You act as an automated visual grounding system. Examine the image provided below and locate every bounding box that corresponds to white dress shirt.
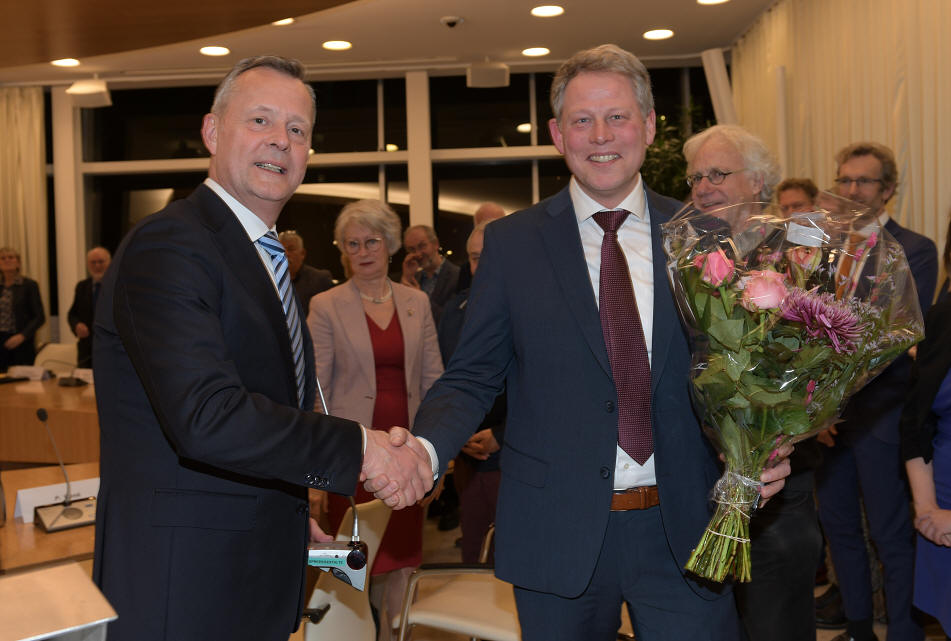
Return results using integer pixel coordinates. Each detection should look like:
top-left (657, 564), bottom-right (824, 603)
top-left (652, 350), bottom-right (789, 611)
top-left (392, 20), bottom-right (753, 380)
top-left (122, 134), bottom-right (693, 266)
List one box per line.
top-left (569, 176), bottom-right (657, 489)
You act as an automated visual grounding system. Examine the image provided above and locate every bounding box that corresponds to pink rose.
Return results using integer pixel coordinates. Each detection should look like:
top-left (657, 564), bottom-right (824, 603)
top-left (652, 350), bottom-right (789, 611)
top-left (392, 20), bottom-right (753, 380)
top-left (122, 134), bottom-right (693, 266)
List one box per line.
top-left (695, 249), bottom-right (735, 286)
top-left (786, 246), bottom-right (821, 273)
top-left (741, 270), bottom-right (788, 311)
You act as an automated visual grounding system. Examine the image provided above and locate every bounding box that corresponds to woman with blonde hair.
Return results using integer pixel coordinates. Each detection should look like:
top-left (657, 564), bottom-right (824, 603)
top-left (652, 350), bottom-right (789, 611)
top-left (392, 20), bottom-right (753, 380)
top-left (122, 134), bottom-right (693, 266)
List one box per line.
top-left (0, 247), bottom-right (45, 372)
top-left (307, 199), bottom-right (443, 638)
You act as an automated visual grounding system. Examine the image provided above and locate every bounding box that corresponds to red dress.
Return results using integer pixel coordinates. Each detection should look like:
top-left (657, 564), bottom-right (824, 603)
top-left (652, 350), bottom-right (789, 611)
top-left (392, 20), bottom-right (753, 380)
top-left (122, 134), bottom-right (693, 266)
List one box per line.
top-left (327, 311), bottom-right (423, 574)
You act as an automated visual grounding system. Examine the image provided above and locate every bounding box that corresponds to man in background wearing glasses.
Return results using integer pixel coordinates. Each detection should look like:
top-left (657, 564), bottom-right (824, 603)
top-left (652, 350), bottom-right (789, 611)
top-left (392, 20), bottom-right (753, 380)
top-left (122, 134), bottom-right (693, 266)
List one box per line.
top-left (814, 142), bottom-right (936, 641)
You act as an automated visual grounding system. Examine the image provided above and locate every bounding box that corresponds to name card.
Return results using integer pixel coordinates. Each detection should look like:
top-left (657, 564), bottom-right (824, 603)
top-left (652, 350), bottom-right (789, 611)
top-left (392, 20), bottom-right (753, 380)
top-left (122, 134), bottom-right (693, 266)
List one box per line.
top-left (72, 368), bottom-right (95, 384)
top-left (15, 477), bottom-right (100, 523)
top-left (6, 365), bottom-right (49, 381)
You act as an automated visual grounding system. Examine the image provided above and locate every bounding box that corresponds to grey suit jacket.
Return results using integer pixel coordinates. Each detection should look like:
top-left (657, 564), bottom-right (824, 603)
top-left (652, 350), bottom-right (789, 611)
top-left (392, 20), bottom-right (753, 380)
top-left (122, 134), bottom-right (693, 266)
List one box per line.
top-left (307, 279), bottom-right (443, 427)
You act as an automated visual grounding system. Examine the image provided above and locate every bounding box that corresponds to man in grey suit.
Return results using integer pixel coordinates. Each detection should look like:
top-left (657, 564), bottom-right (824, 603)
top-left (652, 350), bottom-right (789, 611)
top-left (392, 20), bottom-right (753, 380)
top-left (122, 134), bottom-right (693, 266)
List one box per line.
top-left (93, 56), bottom-right (431, 641)
top-left (401, 224), bottom-right (460, 323)
top-left (387, 44), bottom-right (791, 641)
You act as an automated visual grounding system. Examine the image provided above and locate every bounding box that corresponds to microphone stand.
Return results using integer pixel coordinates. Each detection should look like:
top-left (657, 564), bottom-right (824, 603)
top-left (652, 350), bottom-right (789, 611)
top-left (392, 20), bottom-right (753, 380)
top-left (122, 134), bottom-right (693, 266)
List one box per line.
top-left (35, 408), bottom-right (84, 528)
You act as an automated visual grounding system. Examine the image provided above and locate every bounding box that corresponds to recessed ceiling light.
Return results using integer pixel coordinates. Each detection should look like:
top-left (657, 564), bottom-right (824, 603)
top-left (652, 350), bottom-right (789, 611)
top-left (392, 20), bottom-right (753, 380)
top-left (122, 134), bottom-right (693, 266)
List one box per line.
top-left (522, 47), bottom-right (550, 57)
top-left (517, 123), bottom-right (533, 134)
top-left (698, 0), bottom-right (730, 4)
top-left (643, 29), bottom-right (674, 40)
top-left (51, 58), bottom-right (80, 67)
top-left (272, 18), bottom-right (295, 26)
top-left (385, 143), bottom-right (399, 152)
top-left (200, 46), bottom-right (230, 56)
top-left (322, 40), bottom-right (352, 51)
top-left (531, 5), bottom-right (564, 17)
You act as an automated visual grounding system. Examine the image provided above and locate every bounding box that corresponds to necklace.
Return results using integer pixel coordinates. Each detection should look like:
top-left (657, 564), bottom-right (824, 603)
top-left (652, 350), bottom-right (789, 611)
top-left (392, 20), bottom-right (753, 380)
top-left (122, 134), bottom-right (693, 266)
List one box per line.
top-left (359, 280), bottom-right (393, 304)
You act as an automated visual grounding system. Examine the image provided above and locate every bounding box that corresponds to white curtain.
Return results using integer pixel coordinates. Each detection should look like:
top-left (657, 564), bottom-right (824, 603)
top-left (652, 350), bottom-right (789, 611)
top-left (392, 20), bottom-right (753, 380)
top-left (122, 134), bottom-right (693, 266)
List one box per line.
top-left (731, 0), bottom-right (951, 279)
top-left (0, 87), bottom-right (49, 344)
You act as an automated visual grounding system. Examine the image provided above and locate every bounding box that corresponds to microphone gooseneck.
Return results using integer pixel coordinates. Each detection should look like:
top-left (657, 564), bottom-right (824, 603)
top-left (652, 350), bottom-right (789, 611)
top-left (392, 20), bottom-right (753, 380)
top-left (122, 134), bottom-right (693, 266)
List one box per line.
top-left (35, 408), bottom-right (74, 507)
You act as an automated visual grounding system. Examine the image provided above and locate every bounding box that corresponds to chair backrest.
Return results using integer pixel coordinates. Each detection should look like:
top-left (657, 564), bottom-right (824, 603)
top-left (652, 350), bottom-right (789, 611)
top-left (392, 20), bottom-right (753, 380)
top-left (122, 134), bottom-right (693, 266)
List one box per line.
top-left (34, 343), bottom-right (77, 374)
top-left (305, 499), bottom-right (392, 641)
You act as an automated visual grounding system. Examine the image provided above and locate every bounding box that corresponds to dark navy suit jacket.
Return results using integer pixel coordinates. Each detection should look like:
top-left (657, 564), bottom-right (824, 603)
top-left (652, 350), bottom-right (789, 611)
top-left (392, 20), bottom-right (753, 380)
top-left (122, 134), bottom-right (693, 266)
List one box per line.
top-left (93, 185), bottom-right (364, 641)
top-left (413, 186), bottom-right (725, 600)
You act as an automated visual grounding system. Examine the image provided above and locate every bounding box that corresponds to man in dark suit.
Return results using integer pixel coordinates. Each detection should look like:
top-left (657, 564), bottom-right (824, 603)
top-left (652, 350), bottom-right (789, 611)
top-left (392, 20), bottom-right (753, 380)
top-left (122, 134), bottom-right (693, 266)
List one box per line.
top-left (67, 246), bottom-right (110, 368)
top-left (278, 229), bottom-right (333, 312)
top-left (395, 45), bottom-right (790, 641)
top-left (400, 224), bottom-right (460, 323)
top-left (815, 142), bottom-right (936, 641)
top-left (93, 56), bottom-right (432, 641)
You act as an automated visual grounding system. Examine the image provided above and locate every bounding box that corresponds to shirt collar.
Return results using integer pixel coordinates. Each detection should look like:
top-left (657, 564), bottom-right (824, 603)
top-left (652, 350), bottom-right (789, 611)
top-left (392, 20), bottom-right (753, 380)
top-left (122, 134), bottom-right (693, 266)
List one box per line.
top-left (203, 178), bottom-right (276, 242)
top-left (569, 175), bottom-right (648, 226)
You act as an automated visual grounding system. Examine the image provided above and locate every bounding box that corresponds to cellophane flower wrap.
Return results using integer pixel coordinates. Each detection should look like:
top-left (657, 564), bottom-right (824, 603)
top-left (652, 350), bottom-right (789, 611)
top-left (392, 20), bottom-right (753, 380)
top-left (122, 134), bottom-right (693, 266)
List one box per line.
top-left (661, 194), bottom-right (924, 583)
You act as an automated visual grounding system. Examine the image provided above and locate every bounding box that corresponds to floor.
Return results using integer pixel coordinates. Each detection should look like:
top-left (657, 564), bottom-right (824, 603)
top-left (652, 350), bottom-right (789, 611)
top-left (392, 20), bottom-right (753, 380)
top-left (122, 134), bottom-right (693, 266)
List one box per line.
top-left (299, 517), bottom-right (946, 641)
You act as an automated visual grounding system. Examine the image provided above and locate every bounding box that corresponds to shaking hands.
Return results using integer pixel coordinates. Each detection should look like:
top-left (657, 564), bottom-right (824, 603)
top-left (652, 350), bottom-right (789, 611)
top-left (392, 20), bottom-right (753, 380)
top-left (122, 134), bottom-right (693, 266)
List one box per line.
top-left (361, 427), bottom-right (434, 509)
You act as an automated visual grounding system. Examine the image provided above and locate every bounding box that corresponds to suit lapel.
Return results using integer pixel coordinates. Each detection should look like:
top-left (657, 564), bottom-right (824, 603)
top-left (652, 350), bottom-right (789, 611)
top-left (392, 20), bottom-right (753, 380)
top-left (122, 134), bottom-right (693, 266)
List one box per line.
top-left (336, 281), bottom-right (376, 392)
top-left (537, 189), bottom-right (612, 377)
top-left (393, 284), bottom-right (422, 396)
top-left (188, 186), bottom-right (299, 402)
top-left (646, 189), bottom-right (678, 393)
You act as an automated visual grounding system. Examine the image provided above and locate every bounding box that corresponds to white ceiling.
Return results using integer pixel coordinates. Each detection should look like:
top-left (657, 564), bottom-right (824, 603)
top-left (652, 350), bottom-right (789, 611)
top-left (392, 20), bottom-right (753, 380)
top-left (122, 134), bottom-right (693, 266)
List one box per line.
top-left (0, 0), bottom-right (775, 88)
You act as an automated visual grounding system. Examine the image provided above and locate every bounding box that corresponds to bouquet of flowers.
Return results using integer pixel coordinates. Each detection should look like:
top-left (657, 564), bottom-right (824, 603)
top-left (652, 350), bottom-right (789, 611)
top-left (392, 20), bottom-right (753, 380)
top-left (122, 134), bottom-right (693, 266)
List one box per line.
top-left (661, 194), bottom-right (925, 583)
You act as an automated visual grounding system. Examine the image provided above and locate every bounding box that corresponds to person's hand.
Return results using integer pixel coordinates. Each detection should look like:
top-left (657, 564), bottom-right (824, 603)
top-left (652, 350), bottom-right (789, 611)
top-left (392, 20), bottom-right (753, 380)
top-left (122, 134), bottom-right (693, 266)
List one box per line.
top-left (914, 507), bottom-right (951, 547)
top-left (308, 488), bottom-right (327, 519)
top-left (400, 253), bottom-right (422, 288)
top-left (3, 333), bottom-right (25, 350)
top-left (361, 427), bottom-right (433, 509)
top-left (75, 322), bottom-right (90, 339)
top-left (756, 441), bottom-right (794, 506)
top-left (816, 423), bottom-right (838, 448)
top-left (309, 517), bottom-right (333, 543)
top-left (461, 429), bottom-right (500, 461)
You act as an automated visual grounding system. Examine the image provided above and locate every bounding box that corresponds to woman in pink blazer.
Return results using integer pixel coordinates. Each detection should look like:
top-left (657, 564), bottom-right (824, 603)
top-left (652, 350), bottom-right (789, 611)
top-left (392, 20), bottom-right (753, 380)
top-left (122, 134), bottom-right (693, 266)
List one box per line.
top-left (307, 199), bottom-right (443, 637)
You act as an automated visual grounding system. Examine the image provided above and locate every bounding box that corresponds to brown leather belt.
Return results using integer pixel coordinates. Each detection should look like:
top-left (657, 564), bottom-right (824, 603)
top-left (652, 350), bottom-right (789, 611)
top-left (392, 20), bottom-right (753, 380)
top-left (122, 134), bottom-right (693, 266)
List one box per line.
top-left (611, 486), bottom-right (660, 511)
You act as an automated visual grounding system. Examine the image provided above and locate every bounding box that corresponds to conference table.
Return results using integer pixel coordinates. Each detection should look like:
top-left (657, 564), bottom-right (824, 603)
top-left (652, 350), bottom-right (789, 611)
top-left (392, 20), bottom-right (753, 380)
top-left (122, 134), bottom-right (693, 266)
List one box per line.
top-left (0, 378), bottom-right (99, 464)
top-left (0, 462), bottom-right (98, 574)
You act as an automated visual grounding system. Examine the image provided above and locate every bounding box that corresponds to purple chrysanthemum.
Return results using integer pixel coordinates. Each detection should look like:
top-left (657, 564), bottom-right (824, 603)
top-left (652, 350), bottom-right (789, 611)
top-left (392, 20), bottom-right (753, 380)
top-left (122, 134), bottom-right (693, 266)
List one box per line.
top-left (780, 288), bottom-right (864, 353)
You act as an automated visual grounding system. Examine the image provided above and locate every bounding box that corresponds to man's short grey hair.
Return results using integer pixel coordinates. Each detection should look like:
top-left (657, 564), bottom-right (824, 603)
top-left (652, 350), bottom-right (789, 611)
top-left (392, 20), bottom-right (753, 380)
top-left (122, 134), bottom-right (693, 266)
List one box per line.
top-left (835, 141), bottom-right (898, 193)
top-left (550, 44), bottom-right (654, 123)
top-left (211, 56), bottom-right (317, 121)
top-left (334, 199), bottom-right (403, 256)
top-left (404, 224), bottom-right (438, 246)
top-left (278, 230), bottom-right (304, 251)
top-left (683, 124), bottom-right (781, 201)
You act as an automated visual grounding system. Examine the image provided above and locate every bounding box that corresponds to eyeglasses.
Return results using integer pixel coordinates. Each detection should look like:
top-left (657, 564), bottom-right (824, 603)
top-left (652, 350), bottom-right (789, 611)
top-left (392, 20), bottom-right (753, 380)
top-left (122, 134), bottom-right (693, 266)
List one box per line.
top-left (834, 177), bottom-right (884, 189)
top-left (685, 168), bottom-right (740, 188)
top-left (342, 237), bottom-right (384, 254)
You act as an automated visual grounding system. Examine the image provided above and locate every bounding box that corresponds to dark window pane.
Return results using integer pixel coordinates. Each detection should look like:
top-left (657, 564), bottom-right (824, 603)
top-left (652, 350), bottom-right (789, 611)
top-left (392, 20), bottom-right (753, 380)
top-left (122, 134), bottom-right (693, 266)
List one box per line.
top-left (383, 78), bottom-right (407, 152)
top-left (534, 72), bottom-right (555, 144)
top-left (44, 89), bottom-right (53, 164)
top-left (82, 87), bottom-right (215, 161)
top-left (539, 158), bottom-right (571, 201)
top-left (432, 162), bottom-right (533, 262)
top-left (430, 75), bottom-right (531, 149)
top-left (313, 80), bottom-right (378, 153)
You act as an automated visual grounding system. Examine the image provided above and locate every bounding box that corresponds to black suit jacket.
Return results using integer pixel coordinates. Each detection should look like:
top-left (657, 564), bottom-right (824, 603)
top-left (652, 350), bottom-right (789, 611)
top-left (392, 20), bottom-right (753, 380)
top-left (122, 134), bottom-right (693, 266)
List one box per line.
top-left (93, 185), bottom-right (364, 641)
top-left (67, 277), bottom-right (97, 367)
top-left (413, 186), bottom-right (725, 600)
top-left (1, 276), bottom-right (44, 367)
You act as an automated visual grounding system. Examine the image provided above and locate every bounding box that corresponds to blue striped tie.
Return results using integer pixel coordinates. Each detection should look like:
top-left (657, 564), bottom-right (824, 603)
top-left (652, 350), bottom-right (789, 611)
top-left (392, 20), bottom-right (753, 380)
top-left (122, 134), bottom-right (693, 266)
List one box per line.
top-left (256, 231), bottom-right (306, 408)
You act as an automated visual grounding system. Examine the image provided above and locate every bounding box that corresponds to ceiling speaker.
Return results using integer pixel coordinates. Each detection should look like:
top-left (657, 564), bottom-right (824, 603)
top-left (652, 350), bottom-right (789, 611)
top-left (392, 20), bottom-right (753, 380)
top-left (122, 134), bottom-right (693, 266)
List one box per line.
top-left (466, 62), bottom-right (510, 88)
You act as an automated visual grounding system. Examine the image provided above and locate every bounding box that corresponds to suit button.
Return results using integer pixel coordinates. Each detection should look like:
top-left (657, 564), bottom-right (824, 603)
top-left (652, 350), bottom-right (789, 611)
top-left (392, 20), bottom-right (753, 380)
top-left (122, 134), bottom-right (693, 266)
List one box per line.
top-left (605, 401), bottom-right (614, 412)
top-left (600, 467), bottom-right (611, 479)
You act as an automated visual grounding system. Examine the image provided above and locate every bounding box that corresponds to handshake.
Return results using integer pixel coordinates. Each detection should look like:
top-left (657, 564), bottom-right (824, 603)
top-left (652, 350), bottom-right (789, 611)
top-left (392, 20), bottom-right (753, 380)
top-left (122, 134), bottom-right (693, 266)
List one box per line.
top-left (360, 427), bottom-right (434, 509)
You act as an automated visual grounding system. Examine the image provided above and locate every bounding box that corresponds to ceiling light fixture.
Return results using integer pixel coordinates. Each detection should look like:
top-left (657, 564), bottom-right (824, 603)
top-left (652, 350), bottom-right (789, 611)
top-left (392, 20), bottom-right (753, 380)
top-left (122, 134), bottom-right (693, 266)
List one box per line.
top-left (66, 78), bottom-right (112, 108)
top-left (51, 58), bottom-right (80, 67)
top-left (698, 0), bottom-right (730, 4)
top-left (322, 40), bottom-right (352, 51)
top-left (643, 29), bottom-right (674, 40)
top-left (200, 46), bottom-right (230, 56)
top-left (521, 47), bottom-right (550, 57)
top-left (385, 144), bottom-right (399, 152)
top-left (272, 18), bottom-right (295, 26)
top-left (530, 5), bottom-right (564, 17)
top-left (517, 123), bottom-right (533, 134)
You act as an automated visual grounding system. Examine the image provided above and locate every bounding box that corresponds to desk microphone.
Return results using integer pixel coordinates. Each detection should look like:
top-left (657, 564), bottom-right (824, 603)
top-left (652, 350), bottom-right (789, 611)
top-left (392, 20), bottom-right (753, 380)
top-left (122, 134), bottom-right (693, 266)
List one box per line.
top-left (34, 408), bottom-right (85, 528)
top-left (40, 360), bottom-right (89, 387)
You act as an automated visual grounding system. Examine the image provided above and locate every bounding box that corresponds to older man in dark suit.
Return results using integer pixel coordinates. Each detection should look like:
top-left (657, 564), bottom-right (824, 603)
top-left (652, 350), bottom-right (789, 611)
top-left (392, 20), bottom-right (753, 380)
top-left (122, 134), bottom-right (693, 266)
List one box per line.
top-left (67, 246), bottom-right (110, 368)
top-left (815, 142), bottom-right (937, 641)
top-left (93, 56), bottom-right (432, 641)
top-left (400, 224), bottom-right (460, 323)
top-left (389, 45), bottom-right (791, 641)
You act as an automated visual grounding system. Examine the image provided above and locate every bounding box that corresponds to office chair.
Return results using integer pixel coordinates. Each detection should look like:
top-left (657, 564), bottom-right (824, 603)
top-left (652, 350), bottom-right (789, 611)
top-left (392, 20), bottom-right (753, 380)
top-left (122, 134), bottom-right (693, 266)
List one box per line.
top-left (304, 499), bottom-right (392, 641)
top-left (393, 525), bottom-right (636, 641)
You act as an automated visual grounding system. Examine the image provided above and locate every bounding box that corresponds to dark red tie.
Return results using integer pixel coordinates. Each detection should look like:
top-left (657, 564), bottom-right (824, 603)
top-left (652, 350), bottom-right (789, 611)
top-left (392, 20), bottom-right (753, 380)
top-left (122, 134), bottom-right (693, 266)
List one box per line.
top-left (593, 209), bottom-right (653, 464)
